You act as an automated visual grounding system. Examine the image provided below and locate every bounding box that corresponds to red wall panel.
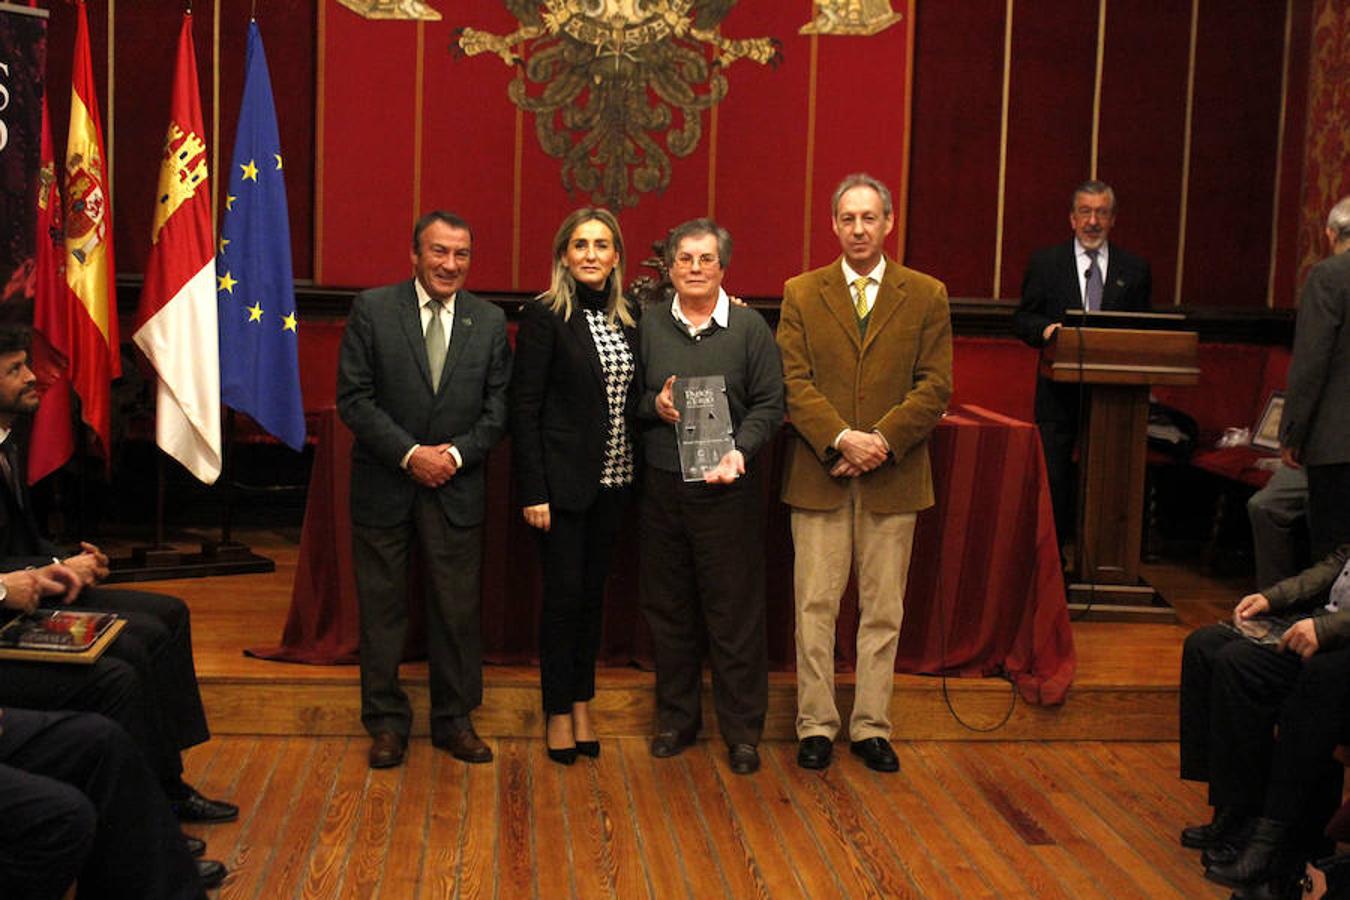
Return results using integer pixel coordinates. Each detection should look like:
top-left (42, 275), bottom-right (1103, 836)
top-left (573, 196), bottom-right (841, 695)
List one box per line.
top-left (1180, 1), bottom-right (1286, 308)
top-left (321, 0), bottom-right (916, 297)
top-left (998, 2), bottom-right (1098, 299)
top-left (906, 0), bottom-right (1006, 297)
top-left (1096, 0), bottom-right (1191, 308)
top-left (1271, 1), bottom-right (1312, 310)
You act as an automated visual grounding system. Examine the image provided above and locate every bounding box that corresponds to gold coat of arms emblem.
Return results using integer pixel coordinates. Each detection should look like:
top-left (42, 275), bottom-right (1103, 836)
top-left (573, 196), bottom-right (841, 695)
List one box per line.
top-left (458, 1), bottom-right (780, 209)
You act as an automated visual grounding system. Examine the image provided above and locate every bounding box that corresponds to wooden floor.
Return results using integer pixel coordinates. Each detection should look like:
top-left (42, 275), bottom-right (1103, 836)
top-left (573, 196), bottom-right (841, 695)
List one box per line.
top-left (121, 528), bottom-right (1253, 897)
top-left (181, 736), bottom-right (1223, 899)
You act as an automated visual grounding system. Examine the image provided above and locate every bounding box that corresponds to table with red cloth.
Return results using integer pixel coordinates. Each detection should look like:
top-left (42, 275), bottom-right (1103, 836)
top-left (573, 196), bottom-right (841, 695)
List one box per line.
top-left (248, 403), bottom-right (1076, 705)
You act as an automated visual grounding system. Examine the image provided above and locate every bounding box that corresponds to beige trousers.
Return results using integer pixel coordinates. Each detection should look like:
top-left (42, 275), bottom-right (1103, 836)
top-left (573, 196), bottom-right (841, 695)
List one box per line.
top-left (791, 480), bottom-right (916, 741)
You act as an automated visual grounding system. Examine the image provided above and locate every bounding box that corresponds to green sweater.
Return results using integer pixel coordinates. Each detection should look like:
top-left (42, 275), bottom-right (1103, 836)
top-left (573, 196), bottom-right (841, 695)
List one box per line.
top-left (636, 304), bottom-right (785, 474)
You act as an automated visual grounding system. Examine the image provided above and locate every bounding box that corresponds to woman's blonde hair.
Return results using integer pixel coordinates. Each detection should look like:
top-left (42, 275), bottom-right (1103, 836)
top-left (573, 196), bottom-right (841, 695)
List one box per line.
top-left (539, 208), bottom-right (635, 328)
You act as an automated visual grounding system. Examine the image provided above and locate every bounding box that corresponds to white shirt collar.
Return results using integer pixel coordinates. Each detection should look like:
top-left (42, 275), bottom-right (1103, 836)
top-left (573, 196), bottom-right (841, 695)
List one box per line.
top-left (1074, 239), bottom-right (1110, 267)
top-left (671, 287), bottom-right (730, 335)
top-left (840, 257), bottom-right (886, 286)
top-left (0, 425), bottom-right (10, 446)
top-left (414, 277), bottom-right (456, 314)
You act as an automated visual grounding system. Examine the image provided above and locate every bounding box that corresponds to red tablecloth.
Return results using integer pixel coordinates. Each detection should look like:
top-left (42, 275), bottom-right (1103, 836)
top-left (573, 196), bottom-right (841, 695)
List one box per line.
top-left (248, 404), bottom-right (1076, 704)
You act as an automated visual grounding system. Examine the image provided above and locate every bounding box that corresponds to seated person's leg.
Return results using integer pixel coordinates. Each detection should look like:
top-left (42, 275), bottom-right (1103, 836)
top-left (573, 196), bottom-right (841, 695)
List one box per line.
top-left (0, 716), bottom-right (95, 900)
top-left (0, 709), bottom-right (205, 898)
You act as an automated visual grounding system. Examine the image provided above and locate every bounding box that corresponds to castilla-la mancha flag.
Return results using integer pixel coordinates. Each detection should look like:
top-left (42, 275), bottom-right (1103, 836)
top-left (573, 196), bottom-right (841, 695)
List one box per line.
top-left (134, 12), bottom-right (220, 484)
top-left (56, 0), bottom-right (121, 468)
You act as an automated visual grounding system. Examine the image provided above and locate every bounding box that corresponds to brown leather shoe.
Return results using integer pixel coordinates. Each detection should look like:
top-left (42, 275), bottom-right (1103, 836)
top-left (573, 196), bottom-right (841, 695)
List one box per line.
top-left (368, 732), bottom-right (406, 769)
top-left (435, 727), bottom-right (493, 764)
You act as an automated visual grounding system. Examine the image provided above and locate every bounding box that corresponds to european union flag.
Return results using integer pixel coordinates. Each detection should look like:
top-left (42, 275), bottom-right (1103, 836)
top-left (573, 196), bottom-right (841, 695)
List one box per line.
top-left (216, 21), bottom-right (305, 451)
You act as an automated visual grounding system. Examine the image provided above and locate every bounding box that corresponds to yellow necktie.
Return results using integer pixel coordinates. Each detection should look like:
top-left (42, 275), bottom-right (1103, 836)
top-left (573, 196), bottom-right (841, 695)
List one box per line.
top-left (852, 277), bottom-right (871, 318)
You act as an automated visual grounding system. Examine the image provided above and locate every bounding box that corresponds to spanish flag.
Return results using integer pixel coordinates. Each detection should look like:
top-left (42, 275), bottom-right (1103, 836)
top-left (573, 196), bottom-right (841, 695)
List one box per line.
top-left (28, 82), bottom-right (75, 485)
top-left (60, 0), bottom-right (121, 464)
top-left (134, 11), bottom-right (221, 484)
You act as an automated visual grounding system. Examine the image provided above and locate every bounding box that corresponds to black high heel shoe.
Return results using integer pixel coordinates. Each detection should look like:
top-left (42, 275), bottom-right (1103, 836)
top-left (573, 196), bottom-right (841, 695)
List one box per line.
top-left (575, 740), bottom-right (600, 759)
top-left (546, 714), bottom-right (577, 766)
top-left (547, 745), bottom-right (578, 765)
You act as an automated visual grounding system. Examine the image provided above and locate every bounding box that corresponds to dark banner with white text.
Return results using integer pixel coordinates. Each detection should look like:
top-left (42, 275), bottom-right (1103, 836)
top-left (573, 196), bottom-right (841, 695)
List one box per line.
top-left (0, 3), bottom-right (48, 305)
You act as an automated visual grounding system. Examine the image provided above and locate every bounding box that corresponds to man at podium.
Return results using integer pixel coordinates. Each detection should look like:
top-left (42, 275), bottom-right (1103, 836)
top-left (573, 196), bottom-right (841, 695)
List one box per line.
top-left (1012, 180), bottom-right (1152, 556)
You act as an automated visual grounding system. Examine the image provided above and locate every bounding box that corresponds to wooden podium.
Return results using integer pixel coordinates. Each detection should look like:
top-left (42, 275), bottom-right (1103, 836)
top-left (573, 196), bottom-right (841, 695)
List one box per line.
top-left (1044, 326), bottom-right (1198, 620)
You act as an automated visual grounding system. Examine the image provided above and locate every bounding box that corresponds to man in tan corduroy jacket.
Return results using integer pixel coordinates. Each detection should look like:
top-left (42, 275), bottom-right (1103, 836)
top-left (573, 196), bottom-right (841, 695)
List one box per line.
top-left (777, 173), bottom-right (952, 774)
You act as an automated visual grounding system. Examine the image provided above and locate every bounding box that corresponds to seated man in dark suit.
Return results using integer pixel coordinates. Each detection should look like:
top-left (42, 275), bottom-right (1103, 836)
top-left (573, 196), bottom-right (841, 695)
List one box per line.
top-left (0, 706), bottom-right (219, 897)
top-left (1179, 542), bottom-right (1350, 891)
top-left (1011, 180), bottom-right (1151, 555)
top-left (0, 326), bottom-right (235, 826)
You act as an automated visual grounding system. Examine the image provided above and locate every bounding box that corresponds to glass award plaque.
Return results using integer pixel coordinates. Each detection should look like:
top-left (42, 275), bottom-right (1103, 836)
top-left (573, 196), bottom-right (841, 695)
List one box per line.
top-left (674, 375), bottom-right (735, 482)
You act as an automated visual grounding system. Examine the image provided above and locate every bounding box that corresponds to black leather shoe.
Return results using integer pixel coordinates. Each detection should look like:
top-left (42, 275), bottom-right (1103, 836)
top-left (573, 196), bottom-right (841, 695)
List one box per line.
top-left (575, 740), bottom-right (601, 759)
top-left (368, 732), bottom-right (407, 769)
top-left (1183, 805), bottom-right (1251, 849)
top-left (650, 729), bottom-right (696, 758)
top-left (434, 727), bottom-right (493, 764)
top-left (1202, 841), bottom-right (1240, 868)
top-left (1207, 817), bottom-right (1291, 889)
top-left (728, 744), bottom-right (760, 775)
top-left (173, 786), bottom-right (239, 823)
top-left (183, 834), bottom-right (206, 858)
top-left (196, 858), bottom-right (227, 889)
top-left (850, 737), bottom-right (899, 773)
top-left (797, 736), bottom-right (833, 770)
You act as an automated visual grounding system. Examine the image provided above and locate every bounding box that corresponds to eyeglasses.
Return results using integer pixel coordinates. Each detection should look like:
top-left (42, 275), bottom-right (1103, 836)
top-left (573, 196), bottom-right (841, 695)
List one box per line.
top-left (673, 253), bottom-right (720, 270)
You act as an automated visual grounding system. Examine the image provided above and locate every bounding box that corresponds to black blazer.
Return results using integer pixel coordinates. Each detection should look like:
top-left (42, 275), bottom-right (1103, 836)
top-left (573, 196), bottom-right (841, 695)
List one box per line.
top-left (0, 434), bottom-right (60, 565)
top-left (336, 280), bottom-right (511, 529)
top-left (1011, 240), bottom-right (1152, 423)
top-left (509, 299), bottom-right (639, 512)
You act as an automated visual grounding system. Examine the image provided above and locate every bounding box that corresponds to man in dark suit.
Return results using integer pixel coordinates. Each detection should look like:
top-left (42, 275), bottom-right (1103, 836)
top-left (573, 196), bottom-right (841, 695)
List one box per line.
top-left (1280, 195), bottom-right (1350, 561)
top-left (337, 211), bottom-right (511, 769)
top-left (0, 327), bottom-right (236, 836)
top-left (1012, 180), bottom-right (1152, 551)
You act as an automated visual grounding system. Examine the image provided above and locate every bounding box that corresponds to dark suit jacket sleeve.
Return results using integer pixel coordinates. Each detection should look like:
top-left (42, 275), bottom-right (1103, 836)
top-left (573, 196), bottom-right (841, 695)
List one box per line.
top-left (449, 303), bottom-right (511, 471)
top-left (1280, 261), bottom-right (1344, 453)
top-left (336, 290), bottom-right (420, 469)
top-left (1012, 246), bottom-right (1062, 348)
top-left (509, 303), bottom-right (554, 506)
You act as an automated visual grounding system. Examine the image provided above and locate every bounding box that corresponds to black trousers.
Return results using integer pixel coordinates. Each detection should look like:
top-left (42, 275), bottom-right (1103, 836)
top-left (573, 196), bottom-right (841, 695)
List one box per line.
top-left (354, 492), bottom-right (484, 744)
top-left (639, 466), bottom-right (767, 747)
top-left (1308, 463), bottom-right (1350, 562)
top-left (0, 708), bottom-right (202, 900)
top-left (0, 587), bottom-right (208, 794)
top-left (537, 487), bottom-right (629, 715)
top-left (1037, 419), bottom-right (1078, 545)
top-left (1180, 624), bottom-right (1348, 838)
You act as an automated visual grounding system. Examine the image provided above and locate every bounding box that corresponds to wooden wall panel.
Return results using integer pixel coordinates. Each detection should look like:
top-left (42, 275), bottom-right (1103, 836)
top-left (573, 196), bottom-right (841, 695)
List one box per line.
top-left (997, 2), bottom-right (1099, 300)
top-left (906, 0), bottom-right (1005, 297)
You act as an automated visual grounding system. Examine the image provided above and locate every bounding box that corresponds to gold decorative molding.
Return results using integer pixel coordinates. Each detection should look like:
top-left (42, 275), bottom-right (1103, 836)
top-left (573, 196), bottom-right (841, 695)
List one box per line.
top-left (337, 0), bottom-right (442, 21)
top-left (458, 1), bottom-right (780, 209)
top-left (799, 0), bottom-right (902, 37)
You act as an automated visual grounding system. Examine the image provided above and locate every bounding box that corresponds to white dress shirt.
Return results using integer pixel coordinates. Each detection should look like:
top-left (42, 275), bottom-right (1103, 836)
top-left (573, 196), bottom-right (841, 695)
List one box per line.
top-left (1074, 239), bottom-right (1110, 308)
